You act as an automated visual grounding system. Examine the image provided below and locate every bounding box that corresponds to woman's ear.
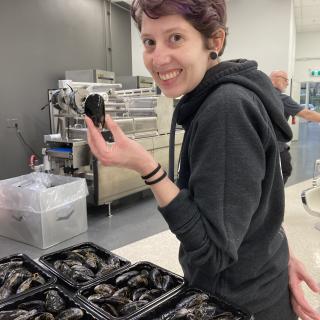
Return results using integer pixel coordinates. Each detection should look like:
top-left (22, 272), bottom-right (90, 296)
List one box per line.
top-left (208, 29), bottom-right (225, 55)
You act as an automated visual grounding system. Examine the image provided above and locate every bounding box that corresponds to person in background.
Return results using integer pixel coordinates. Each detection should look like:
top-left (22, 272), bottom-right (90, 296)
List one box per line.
top-left (86, 1), bottom-right (320, 319)
top-left (270, 70), bottom-right (320, 184)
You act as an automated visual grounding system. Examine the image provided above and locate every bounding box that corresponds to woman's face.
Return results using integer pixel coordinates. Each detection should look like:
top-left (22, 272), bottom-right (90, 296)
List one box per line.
top-left (141, 14), bottom-right (214, 98)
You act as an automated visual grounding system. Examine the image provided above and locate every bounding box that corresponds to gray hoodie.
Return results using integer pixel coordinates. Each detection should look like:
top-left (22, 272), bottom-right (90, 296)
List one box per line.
top-left (160, 60), bottom-right (292, 314)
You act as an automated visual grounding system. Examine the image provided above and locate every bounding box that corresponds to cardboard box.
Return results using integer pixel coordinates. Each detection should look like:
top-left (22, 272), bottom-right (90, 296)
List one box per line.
top-left (0, 173), bottom-right (88, 249)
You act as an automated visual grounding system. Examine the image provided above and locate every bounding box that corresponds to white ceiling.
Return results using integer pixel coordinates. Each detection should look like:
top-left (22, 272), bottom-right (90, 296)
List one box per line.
top-left (294, 0), bottom-right (320, 32)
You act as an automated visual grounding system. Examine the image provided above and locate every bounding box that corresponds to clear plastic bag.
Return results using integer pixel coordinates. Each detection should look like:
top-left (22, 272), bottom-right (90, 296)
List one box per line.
top-left (0, 173), bottom-right (88, 213)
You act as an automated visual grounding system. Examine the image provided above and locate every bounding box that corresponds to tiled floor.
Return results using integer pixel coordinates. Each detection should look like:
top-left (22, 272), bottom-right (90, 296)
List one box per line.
top-left (0, 121), bottom-right (320, 311)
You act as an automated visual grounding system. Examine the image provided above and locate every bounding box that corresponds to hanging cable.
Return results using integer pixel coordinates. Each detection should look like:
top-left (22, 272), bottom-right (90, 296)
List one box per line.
top-left (14, 124), bottom-right (41, 159)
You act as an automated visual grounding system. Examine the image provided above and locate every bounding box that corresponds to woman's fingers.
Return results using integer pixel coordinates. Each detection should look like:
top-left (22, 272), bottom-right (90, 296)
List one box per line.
top-left (105, 114), bottom-right (126, 142)
top-left (291, 295), bottom-right (320, 320)
top-left (85, 116), bottom-right (110, 162)
top-left (303, 275), bottom-right (320, 294)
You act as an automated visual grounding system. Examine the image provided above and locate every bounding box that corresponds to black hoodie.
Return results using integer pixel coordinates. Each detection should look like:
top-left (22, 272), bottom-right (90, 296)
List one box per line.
top-left (159, 60), bottom-right (292, 314)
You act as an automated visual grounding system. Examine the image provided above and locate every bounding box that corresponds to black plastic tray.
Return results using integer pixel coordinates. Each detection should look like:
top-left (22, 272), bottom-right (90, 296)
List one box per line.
top-left (0, 253), bottom-right (56, 305)
top-left (0, 284), bottom-right (101, 319)
top-left (77, 261), bottom-right (185, 320)
top-left (133, 287), bottom-right (254, 320)
top-left (39, 242), bottom-right (131, 291)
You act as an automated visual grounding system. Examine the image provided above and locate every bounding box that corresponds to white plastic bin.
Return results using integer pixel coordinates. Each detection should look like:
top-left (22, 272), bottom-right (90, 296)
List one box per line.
top-left (0, 173), bottom-right (88, 249)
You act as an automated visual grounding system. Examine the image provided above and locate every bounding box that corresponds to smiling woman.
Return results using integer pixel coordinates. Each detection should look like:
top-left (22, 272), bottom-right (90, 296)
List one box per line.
top-left (84, 1), bottom-right (320, 319)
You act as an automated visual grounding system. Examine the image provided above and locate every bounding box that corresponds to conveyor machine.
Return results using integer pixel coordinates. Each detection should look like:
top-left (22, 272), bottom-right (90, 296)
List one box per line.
top-left (44, 80), bottom-right (183, 212)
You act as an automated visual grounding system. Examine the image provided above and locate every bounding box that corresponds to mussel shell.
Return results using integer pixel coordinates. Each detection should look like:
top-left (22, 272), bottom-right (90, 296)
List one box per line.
top-left (14, 308), bottom-right (38, 320)
top-left (18, 300), bottom-right (46, 312)
top-left (93, 283), bottom-right (116, 295)
top-left (150, 268), bottom-right (163, 290)
top-left (101, 303), bottom-right (119, 317)
top-left (56, 307), bottom-right (84, 320)
top-left (119, 300), bottom-right (149, 316)
top-left (0, 285), bottom-right (11, 300)
top-left (34, 312), bottom-right (55, 320)
top-left (115, 271), bottom-right (139, 287)
top-left (88, 292), bottom-right (114, 304)
top-left (127, 274), bottom-right (148, 288)
top-left (132, 287), bottom-right (148, 301)
top-left (0, 309), bottom-right (28, 320)
top-left (161, 275), bottom-right (174, 292)
top-left (5, 268), bottom-right (32, 291)
top-left (84, 94), bottom-right (105, 128)
top-left (176, 293), bottom-right (209, 310)
top-left (45, 290), bottom-right (66, 313)
top-left (16, 274), bottom-right (46, 294)
top-left (113, 286), bottom-right (131, 298)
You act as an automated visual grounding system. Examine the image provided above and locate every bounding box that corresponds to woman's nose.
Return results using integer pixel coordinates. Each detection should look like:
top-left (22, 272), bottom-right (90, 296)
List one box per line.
top-left (152, 46), bottom-right (171, 67)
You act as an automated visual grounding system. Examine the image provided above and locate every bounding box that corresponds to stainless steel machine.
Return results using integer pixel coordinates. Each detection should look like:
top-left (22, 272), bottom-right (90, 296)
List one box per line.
top-left (43, 80), bottom-right (183, 213)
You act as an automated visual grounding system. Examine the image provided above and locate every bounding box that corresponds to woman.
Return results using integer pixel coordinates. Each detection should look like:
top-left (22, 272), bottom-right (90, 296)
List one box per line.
top-left (85, 1), bottom-right (320, 319)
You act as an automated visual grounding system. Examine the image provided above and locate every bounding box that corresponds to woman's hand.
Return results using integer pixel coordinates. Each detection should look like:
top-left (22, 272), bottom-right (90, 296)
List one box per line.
top-left (288, 254), bottom-right (320, 320)
top-left (85, 115), bottom-right (158, 176)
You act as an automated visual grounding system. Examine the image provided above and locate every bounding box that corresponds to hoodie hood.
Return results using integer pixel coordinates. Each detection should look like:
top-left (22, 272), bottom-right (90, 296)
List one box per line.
top-left (176, 59), bottom-right (292, 142)
top-left (168, 59), bottom-right (292, 180)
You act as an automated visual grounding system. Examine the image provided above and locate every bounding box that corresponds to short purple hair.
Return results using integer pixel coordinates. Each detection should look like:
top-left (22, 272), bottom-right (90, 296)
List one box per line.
top-left (131, 0), bottom-right (228, 55)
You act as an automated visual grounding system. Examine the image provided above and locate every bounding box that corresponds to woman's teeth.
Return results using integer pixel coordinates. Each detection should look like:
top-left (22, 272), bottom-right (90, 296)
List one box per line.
top-left (159, 70), bottom-right (181, 81)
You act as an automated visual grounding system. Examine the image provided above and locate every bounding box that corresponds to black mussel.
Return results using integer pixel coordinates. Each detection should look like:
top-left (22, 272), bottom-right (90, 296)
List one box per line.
top-left (211, 312), bottom-right (236, 320)
top-left (34, 312), bottom-right (55, 320)
top-left (132, 287), bottom-right (148, 301)
top-left (88, 292), bottom-right (114, 304)
top-left (150, 268), bottom-right (163, 290)
top-left (0, 285), bottom-right (11, 300)
top-left (83, 252), bottom-right (101, 271)
top-left (169, 307), bottom-right (194, 319)
top-left (0, 309), bottom-right (28, 320)
top-left (176, 293), bottom-right (209, 310)
top-left (101, 303), bottom-right (119, 317)
top-left (93, 283), bottom-right (116, 295)
top-left (106, 255), bottom-right (120, 267)
top-left (95, 263), bottom-right (117, 278)
top-left (5, 268), bottom-right (32, 291)
top-left (127, 274), bottom-right (149, 288)
top-left (16, 273), bottom-right (46, 294)
top-left (45, 290), bottom-right (66, 313)
top-left (70, 265), bottom-right (94, 282)
top-left (115, 271), bottom-right (139, 287)
top-left (119, 300), bottom-right (149, 316)
top-left (161, 274), bottom-right (174, 292)
top-left (63, 252), bottom-right (86, 264)
top-left (84, 94), bottom-right (105, 128)
top-left (18, 300), bottom-right (46, 312)
top-left (56, 307), bottom-right (84, 320)
top-left (139, 289), bottom-right (162, 302)
top-left (113, 286), bottom-right (131, 298)
top-left (100, 296), bottom-right (131, 308)
top-left (14, 308), bottom-right (38, 320)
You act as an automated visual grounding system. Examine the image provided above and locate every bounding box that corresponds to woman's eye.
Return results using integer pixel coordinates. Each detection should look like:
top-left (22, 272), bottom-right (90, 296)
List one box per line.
top-left (143, 38), bottom-right (155, 47)
top-left (169, 34), bottom-right (183, 44)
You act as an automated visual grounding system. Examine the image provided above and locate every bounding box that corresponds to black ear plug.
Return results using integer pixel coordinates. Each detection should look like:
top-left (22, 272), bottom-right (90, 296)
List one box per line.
top-left (210, 51), bottom-right (218, 60)
top-left (84, 94), bottom-right (105, 128)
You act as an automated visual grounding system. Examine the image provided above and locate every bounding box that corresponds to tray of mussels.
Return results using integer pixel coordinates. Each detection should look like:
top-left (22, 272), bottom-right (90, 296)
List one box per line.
top-left (134, 288), bottom-right (254, 320)
top-left (0, 253), bottom-right (56, 305)
top-left (76, 261), bottom-right (185, 320)
top-left (39, 242), bottom-right (131, 290)
top-left (0, 284), bottom-right (102, 320)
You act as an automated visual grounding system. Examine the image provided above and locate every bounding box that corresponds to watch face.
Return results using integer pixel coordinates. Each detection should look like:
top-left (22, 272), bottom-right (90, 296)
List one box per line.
top-left (84, 94), bottom-right (105, 129)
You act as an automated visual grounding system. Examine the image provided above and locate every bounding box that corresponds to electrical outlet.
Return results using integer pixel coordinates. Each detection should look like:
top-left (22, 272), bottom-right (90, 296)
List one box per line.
top-left (6, 118), bottom-right (19, 128)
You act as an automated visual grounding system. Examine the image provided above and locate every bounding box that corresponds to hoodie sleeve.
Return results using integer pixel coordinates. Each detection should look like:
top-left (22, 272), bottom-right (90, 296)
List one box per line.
top-left (159, 84), bottom-right (272, 275)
